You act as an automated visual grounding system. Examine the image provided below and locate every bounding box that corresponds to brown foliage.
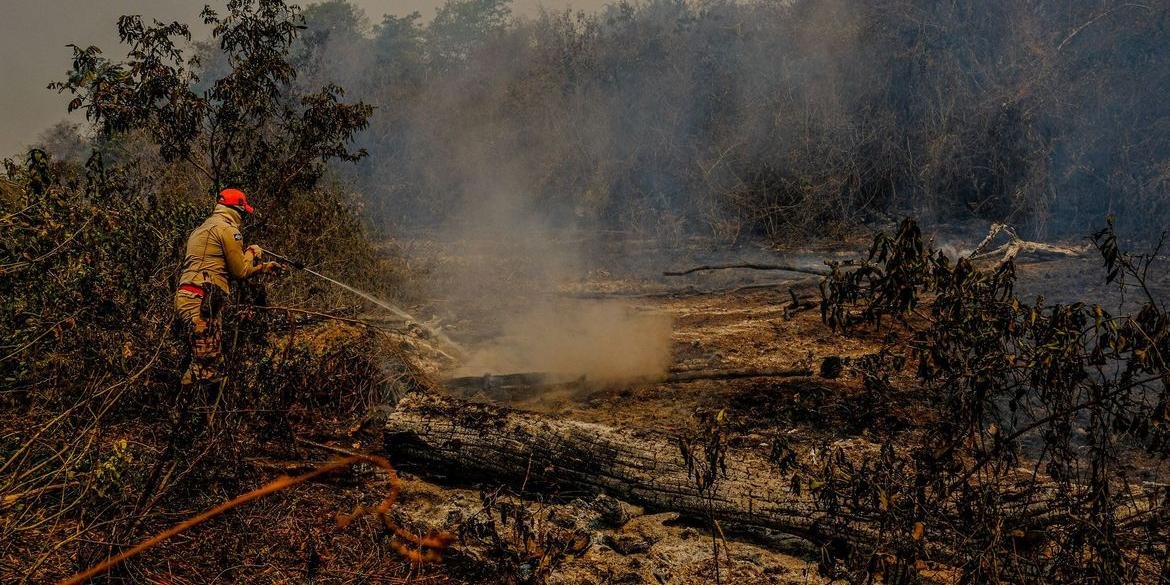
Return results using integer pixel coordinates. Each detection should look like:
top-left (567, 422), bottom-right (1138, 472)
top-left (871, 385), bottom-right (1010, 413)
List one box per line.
top-left (810, 218), bottom-right (1170, 583)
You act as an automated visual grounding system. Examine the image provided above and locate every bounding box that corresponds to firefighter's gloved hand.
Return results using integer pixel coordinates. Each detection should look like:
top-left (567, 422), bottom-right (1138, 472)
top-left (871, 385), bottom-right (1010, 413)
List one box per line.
top-left (245, 244), bottom-right (264, 259)
top-left (259, 261), bottom-right (285, 275)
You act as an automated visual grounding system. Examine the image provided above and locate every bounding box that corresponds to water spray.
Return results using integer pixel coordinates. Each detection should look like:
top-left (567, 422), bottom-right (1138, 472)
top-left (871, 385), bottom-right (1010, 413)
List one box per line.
top-left (265, 250), bottom-right (466, 358)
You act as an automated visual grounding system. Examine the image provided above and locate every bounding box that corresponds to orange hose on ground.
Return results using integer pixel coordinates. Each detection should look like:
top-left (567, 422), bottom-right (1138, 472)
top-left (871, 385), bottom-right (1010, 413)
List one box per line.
top-left (59, 454), bottom-right (452, 585)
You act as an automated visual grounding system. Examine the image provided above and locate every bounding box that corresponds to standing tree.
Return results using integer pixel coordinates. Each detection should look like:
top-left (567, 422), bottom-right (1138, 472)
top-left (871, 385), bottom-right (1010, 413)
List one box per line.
top-left (50, 0), bottom-right (373, 207)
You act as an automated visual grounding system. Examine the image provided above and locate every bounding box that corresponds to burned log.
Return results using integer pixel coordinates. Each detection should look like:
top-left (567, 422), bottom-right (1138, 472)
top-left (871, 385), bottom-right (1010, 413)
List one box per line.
top-left (381, 394), bottom-right (1110, 567)
top-left (444, 372), bottom-right (567, 394)
top-left (383, 392), bottom-right (837, 542)
top-left (559, 280), bottom-right (819, 299)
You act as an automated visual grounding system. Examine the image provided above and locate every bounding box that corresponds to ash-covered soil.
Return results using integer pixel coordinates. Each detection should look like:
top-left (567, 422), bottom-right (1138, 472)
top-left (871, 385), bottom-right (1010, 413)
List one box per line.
top-left (354, 223), bottom-right (1139, 584)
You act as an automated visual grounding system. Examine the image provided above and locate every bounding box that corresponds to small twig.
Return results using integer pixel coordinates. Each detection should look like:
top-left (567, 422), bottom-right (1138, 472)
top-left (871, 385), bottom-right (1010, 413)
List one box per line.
top-left (3, 216), bottom-right (97, 274)
top-left (294, 437), bottom-right (362, 458)
top-left (0, 201), bottom-right (36, 224)
top-left (0, 313), bottom-right (78, 363)
top-left (1056, 4), bottom-right (1152, 52)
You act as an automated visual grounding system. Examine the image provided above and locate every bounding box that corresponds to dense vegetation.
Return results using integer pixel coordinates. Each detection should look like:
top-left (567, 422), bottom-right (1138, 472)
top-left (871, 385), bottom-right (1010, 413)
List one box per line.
top-left (288, 0), bottom-right (1170, 240)
top-left (1, 2), bottom-right (425, 581)
top-left (2, 0), bottom-right (395, 403)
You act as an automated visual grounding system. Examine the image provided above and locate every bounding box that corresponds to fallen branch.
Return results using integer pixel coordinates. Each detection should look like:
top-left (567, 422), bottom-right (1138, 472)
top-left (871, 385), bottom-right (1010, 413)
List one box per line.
top-left (444, 366), bottom-right (815, 398)
top-left (664, 263), bottom-right (830, 277)
top-left (970, 224), bottom-right (1088, 262)
top-left (561, 280), bottom-right (819, 299)
top-left (1, 481), bottom-right (79, 508)
top-left (784, 288), bottom-right (819, 319)
top-left (59, 455), bottom-right (452, 585)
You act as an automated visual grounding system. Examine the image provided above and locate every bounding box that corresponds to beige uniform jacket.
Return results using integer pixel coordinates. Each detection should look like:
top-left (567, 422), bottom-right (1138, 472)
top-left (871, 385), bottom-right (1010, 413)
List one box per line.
top-left (178, 205), bottom-right (263, 295)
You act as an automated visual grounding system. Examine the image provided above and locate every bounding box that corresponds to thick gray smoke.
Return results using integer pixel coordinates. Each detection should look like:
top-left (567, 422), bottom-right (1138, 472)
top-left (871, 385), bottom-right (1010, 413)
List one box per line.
top-left (292, 0), bottom-right (1170, 243)
top-left (407, 116), bottom-right (674, 381)
top-left (278, 0), bottom-right (1169, 376)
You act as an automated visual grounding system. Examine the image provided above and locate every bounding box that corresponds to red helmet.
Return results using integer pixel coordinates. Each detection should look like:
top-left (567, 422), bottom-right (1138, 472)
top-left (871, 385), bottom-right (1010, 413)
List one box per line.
top-left (217, 188), bottom-right (254, 214)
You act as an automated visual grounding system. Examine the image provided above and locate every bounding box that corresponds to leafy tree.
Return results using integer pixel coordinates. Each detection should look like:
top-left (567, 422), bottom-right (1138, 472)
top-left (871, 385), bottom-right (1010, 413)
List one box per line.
top-left (301, 0), bottom-right (368, 48)
top-left (371, 12), bottom-right (426, 84)
top-left (427, 0), bottom-right (513, 69)
top-left (51, 0), bottom-right (372, 206)
top-left (293, 0), bottom-right (372, 92)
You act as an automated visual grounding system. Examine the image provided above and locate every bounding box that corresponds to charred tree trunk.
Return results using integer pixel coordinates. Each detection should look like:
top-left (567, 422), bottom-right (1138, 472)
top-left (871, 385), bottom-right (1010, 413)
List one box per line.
top-left (381, 381), bottom-right (1153, 571)
top-left (382, 392), bottom-right (843, 542)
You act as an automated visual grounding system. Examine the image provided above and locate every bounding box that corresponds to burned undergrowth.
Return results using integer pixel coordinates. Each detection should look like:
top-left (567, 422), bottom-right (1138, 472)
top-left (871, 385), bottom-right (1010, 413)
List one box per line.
top-left (0, 149), bottom-right (452, 580)
top-left (0, 2), bottom-right (450, 580)
top-left (718, 373), bottom-right (930, 440)
top-left (793, 218), bottom-right (1170, 583)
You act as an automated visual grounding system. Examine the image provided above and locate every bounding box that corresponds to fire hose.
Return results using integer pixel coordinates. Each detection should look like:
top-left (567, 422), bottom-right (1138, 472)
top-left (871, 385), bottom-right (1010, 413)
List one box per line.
top-left (264, 249), bottom-right (466, 357)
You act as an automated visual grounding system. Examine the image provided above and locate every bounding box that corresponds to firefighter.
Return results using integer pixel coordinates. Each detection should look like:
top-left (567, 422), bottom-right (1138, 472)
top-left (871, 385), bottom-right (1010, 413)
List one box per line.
top-left (175, 188), bottom-right (282, 385)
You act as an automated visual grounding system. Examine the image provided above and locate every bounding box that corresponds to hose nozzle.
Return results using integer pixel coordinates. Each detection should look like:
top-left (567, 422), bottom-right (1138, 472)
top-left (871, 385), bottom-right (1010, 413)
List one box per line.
top-left (266, 250), bottom-right (305, 270)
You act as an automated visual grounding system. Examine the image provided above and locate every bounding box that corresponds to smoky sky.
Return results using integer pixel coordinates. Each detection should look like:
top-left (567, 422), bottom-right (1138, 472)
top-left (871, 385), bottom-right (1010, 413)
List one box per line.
top-left (0, 0), bottom-right (608, 158)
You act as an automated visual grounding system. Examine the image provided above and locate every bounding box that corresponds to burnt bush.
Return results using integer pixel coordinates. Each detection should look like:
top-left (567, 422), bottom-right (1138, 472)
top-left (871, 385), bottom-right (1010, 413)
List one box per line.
top-left (0, 1), bottom-right (417, 580)
top-left (809, 218), bottom-right (1170, 583)
top-left (0, 146), bottom-right (425, 583)
top-left (455, 487), bottom-right (591, 585)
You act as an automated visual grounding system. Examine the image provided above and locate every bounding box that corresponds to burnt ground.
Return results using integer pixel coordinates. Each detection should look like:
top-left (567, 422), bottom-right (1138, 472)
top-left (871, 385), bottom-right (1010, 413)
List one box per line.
top-left (358, 224), bottom-right (1149, 584)
top-left (19, 225), bottom-right (1163, 584)
top-left (380, 222), bottom-right (1170, 584)
top-left (385, 235), bottom-right (886, 584)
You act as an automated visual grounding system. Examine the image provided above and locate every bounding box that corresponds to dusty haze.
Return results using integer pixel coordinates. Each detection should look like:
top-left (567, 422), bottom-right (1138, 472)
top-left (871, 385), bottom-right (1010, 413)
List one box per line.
top-left (432, 162), bottom-right (673, 382)
top-left (455, 300), bottom-right (672, 381)
top-left (0, 0), bottom-right (610, 158)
